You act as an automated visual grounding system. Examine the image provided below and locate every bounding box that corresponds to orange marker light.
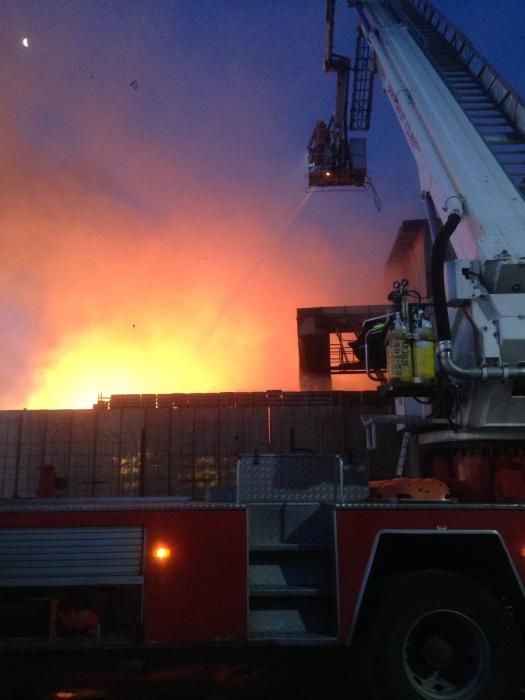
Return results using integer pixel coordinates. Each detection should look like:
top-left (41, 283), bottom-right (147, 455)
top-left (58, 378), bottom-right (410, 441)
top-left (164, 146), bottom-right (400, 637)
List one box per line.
top-left (153, 544), bottom-right (171, 561)
top-left (520, 546), bottom-right (525, 558)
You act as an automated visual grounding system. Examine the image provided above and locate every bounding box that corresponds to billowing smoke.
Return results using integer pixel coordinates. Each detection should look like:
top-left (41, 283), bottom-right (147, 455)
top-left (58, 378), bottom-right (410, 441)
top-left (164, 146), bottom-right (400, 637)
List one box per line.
top-left (0, 109), bottom-right (384, 409)
top-left (0, 3), bottom-right (389, 409)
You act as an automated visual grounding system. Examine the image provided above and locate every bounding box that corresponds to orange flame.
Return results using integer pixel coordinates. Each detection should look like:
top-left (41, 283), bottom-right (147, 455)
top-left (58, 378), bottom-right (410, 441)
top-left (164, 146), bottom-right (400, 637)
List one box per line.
top-left (0, 116), bottom-right (380, 410)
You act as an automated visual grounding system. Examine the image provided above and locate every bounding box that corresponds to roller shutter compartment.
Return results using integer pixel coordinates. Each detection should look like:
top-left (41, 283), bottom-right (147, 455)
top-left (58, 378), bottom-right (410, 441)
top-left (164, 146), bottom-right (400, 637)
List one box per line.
top-left (0, 527), bottom-right (144, 587)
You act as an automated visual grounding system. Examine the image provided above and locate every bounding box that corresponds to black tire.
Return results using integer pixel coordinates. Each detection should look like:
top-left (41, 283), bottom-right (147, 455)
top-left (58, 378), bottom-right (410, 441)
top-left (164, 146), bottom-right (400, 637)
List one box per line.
top-left (361, 570), bottom-right (524, 700)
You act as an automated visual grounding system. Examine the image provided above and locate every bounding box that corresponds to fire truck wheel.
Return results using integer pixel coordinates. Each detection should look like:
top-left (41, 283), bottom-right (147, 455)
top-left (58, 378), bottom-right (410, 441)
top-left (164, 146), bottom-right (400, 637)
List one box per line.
top-left (361, 570), bottom-right (523, 700)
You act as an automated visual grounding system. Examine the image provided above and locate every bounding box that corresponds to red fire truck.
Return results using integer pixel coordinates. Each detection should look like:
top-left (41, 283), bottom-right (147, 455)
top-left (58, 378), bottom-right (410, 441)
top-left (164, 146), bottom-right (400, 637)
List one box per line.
top-left (3, 1), bottom-right (525, 699)
top-left (1, 460), bottom-right (524, 699)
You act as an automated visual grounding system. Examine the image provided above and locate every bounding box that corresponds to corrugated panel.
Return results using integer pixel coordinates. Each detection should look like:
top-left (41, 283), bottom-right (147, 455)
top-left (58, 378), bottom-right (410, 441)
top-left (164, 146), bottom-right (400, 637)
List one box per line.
top-left (45, 410), bottom-right (74, 482)
top-left (68, 410), bottom-right (96, 498)
top-left (18, 411), bottom-right (47, 498)
top-left (0, 411), bottom-right (21, 499)
top-left (94, 410), bottom-right (122, 497)
top-left (0, 526), bottom-right (144, 587)
top-left (119, 409), bottom-right (144, 496)
top-left (269, 406), bottom-right (324, 453)
top-left (144, 408), bottom-right (171, 496)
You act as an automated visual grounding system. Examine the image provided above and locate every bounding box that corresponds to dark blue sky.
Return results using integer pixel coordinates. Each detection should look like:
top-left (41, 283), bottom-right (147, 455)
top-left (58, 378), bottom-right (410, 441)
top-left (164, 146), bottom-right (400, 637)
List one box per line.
top-left (0, 1), bottom-right (524, 406)
top-left (2, 1), bottom-right (524, 248)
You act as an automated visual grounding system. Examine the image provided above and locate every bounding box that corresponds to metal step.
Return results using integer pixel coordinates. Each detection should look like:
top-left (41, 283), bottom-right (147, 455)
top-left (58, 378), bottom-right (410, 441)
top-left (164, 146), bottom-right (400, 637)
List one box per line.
top-left (247, 502), bottom-right (338, 641)
top-left (249, 585), bottom-right (330, 598)
top-left (248, 503), bottom-right (332, 549)
top-left (248, 630), bottom-right (339, 645)
top-left (250, 543), bottom-right (328, 552)
top-left (249, 550), bottom-right (331, 589)
top-left (249, 599), bottom-right (337, 637)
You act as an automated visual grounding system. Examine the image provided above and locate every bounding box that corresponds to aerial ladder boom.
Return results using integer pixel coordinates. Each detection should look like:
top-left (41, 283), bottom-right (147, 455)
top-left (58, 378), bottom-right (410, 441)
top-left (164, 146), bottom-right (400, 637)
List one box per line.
top-left (326, 1), bottom-right (525, 437)
top-left (350, 0), bottom-right (525, 262)
top-left (310, 0), bottom-right (525, 440)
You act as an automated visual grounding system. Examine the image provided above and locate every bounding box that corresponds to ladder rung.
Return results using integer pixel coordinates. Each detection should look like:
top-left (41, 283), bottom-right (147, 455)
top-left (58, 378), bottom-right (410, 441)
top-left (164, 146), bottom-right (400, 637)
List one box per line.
top-left (249, 586), bottom-right (331, 598)
top-left (459, 99), bottom-right (493, 104)
top-left (485, 135), bottom-right (523, 144)
top-left (470, 117), bottom-right (508, 123)
top-left (489, 143), bottom-right (525, 149)
top-left (459, 102), bottom-right (493, 108)
top-left (502, 165), bottom-right (525, 173)
top-left (465, 104), bottom-right (501, 115)
top-left (493, 155), bottom-right (525, 161)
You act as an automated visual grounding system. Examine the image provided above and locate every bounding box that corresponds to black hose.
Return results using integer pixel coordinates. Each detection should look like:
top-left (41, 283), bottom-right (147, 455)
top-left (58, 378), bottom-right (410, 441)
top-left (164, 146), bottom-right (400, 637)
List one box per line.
top-left (430, 212), bottom-right (461, 342)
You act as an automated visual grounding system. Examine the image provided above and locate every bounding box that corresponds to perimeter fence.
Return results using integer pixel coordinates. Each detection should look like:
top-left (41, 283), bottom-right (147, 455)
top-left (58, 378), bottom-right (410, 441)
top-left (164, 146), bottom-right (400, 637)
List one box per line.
top-left (0, 391), bottom-right (397, 500)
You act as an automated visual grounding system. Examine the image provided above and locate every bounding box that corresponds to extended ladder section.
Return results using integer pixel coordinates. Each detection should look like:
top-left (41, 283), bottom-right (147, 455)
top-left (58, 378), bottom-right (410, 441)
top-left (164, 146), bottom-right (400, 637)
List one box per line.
top-left (349, 29), bottom-right (375, 132)
top-left (389, 0), bottom-right (525, 199)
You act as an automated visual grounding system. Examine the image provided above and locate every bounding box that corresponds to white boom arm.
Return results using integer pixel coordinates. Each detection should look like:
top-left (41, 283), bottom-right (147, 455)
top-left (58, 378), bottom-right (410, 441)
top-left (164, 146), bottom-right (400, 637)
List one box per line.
top-left (346, 0), bottom-right (525, 431)
top-left (354, 0), bottom-right (525, 262)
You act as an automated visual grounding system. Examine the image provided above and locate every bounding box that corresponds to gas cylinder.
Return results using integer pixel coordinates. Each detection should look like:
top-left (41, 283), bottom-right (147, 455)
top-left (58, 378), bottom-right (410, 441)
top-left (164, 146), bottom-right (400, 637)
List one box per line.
top-left (412, 312), bottom-right (436, 382)
top-left (386, 312), bottom-right (413, 383)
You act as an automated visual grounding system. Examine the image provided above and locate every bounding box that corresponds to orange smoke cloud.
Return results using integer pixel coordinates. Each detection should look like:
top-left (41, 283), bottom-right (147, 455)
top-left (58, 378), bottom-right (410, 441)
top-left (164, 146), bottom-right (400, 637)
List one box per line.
top-left (0, 110), bottom-right (381, 410)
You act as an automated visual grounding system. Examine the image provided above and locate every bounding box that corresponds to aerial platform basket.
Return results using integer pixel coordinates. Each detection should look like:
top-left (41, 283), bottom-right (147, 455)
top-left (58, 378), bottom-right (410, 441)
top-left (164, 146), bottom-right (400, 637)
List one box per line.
top-left (307, 136), bottom-right (367, 189)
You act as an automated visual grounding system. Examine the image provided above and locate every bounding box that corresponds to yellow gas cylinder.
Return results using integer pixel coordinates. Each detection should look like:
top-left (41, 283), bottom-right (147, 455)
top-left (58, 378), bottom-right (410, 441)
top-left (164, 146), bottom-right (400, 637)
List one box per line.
top-left (412, 315), bottom-right (436, 382)
top-left (386, 313), bottom-right (413, 383)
